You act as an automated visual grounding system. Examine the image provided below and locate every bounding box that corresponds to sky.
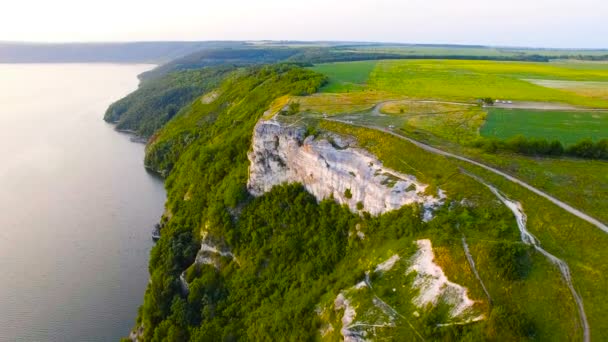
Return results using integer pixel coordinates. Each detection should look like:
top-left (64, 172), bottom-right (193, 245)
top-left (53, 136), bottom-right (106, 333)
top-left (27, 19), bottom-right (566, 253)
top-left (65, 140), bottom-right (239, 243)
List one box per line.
top-left (1, 0), bottom-right (607, 48)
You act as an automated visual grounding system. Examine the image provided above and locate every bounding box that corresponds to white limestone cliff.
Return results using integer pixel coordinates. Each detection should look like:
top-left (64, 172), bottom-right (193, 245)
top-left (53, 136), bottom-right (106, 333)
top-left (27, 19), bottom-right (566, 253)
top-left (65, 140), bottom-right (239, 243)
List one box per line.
top-left (247, 118), bottom-right (444, 217)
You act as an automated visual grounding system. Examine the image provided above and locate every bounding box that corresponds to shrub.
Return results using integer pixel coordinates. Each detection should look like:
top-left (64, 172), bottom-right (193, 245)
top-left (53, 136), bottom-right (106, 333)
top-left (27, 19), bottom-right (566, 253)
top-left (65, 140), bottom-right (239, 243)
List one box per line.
top-left (344, 188), bottom-right (353, 199)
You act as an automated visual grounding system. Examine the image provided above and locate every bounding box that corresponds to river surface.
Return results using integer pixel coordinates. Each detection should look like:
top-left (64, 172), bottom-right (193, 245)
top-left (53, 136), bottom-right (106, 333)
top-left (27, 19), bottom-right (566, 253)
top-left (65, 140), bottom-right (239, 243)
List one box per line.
top-left (0, 64), bottom-right (166, 341)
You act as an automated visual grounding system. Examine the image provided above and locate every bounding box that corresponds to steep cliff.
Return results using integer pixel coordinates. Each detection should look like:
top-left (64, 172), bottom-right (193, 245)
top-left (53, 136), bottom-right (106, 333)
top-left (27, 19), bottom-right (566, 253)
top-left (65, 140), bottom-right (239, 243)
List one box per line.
top-left (248, 117), bottom-right (444, 217)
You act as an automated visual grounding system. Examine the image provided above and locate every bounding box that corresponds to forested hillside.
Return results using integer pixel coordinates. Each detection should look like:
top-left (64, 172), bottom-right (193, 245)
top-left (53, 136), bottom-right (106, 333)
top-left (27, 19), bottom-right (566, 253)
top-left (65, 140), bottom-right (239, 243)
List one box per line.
top-left (99, 43), bottom-right (608, 341)
top-left (104, 66), bottom-right (234, 137)
top-left (114, 63), bottom-right (586, 341)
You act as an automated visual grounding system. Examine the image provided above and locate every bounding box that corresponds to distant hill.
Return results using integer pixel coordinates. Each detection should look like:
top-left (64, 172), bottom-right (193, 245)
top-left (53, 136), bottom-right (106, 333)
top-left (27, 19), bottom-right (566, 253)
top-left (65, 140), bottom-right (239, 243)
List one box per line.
top-left (0, 41), bottom-right (247, 64)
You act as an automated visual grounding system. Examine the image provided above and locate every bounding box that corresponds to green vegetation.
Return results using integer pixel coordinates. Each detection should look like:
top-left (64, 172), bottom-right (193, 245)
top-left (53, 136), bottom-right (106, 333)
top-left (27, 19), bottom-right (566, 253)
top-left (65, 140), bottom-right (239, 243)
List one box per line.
top-left (104, 66), bottom-right (233, 137)
top-left (319, 120), bottom-right (592, 340)
top-left (474, 135), bottom-right (608, 160)
top-left (278, 101), bottom-right (300, 116)
top-left (138, 65), bottom-right (327, 339)
top-left (356, 201), bottom-right (364, 210)
top-left (525, 79), bottom-right (608, 101)
top-left (321, 121), bottom-right (608, 340)
top-left (130, 63), bottom-right (575, 341)
top-left (344, 188), bottom-right (352, 199)
top-left (481, 108), bottom-right (608, 145)
top-left (139, 47), bottom-right (303, 81)
top-left (343, 44), bottom-right (608, 61)
top-left (100, 48), bottom-right (608, 341)
top-left (144, 65), bottom-right (324, 175)
top-left (295, 92), bottom-right (393, 114)
top-left (471, 152), bottom-right (608, 223)
top-left (306, 59), bottom-right (608, 220)
top-left (369, 60), bottom-right (608, 107)
top-left (309, 61), bottom-right (377, 92)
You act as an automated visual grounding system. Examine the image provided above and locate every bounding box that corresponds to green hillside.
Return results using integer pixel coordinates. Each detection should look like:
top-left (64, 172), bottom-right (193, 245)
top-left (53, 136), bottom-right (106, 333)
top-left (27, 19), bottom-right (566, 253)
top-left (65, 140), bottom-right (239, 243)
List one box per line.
top-left (102, 51), bottom-right (608, 341)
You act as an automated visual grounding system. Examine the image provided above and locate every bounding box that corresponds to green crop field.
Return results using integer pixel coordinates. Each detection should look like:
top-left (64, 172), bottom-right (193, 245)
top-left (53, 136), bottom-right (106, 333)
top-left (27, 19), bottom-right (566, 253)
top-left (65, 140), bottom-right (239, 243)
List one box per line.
top-left (309, 59), bottom-right (608, 107)
top-left (369, 60), bottom-right (608, 107)
top-left (309, 60), bottom-right (377, 92)
top-left (481, 108), bottom-right (608, 145)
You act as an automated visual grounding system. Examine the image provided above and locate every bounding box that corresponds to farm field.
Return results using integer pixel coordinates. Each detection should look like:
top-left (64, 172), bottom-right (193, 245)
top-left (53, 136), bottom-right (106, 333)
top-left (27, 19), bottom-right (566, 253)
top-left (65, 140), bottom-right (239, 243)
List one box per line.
top-left (526, 79), bottom-right (608, 101)
top-left (309, 60), bottom-right (377, 93)
top-left (481, 108), bottom-right (608, 145)
top-left (308, 59), bottom-right (608, 107)
top-left (368, 60), bottom-right (608, 107)
top-left (304, 59), bottom-right (608, 147)
top-left (344, 44), bottom-right (608, 59)
top-left (294, 91), bottom-right (393, 114)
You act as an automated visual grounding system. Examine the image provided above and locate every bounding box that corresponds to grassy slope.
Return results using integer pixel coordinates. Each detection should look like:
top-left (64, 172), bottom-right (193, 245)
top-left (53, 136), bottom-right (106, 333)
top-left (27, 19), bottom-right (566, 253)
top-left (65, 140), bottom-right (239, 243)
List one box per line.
top-left (305, 59), bottom-right (608, 339)
top-left (473, 153), bottom-right (608, 224)
top-left (481, 108), bottom-right (608, 145)
top-left (105, 67), bottom-right (233, 137)
top-left (458, 160), bottom-right (608, 341)
top-left (319, 120), bottom-right (589, 340)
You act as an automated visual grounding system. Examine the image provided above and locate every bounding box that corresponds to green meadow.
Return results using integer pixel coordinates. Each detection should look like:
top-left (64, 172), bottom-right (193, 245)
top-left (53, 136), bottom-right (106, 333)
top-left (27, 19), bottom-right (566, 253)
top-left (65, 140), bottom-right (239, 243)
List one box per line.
top-left (369, 60), bottom-right (608, 107)
top-left (481, 108), bottom-right (608, 145)
top-left (309, 59), bottom-right (608, 107)
top-left (309, 60), bottom-right (377, 93)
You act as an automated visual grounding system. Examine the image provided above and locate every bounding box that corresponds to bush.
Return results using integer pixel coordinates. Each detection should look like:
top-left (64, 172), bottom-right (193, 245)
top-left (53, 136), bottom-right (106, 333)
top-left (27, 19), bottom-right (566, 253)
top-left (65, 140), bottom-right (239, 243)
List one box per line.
top-left (344, 188), bottom-right (353, 199)
top-left (481, 97), bottom-right (494, 106)
top-left (489, 242), bottom-right (532, 280)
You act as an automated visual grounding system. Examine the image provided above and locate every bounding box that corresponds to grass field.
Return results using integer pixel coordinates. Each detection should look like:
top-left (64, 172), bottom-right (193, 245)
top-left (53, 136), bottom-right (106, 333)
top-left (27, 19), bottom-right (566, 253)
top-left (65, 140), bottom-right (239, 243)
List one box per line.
top-left (345, 45), bottom-right (608, 59)
top-left (294, 91), bottom-right (395, 114)
top-left (369, 60), bottom-right (608, 107)
top-left (308, 59), bottom-right (608, 107)
top-left (309, 61), bottom-right (377, 93)
top-left (481, 108), bottom-right (608, 145)
top-left (475, 153), bottom-right (608, 223)
top-left (526, 79), bottom-right (608, 101)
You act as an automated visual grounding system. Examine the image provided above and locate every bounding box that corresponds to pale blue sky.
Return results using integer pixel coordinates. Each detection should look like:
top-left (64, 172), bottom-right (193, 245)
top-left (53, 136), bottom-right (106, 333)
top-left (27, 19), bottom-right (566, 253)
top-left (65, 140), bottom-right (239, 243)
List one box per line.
top-left (1, 0), bottom-right (606, 48)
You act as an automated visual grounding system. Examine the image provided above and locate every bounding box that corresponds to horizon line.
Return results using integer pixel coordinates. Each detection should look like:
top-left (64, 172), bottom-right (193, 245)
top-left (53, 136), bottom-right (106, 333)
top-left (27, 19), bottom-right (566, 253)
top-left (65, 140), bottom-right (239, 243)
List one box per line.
top-left (0, 39), bottom-right (606, 51)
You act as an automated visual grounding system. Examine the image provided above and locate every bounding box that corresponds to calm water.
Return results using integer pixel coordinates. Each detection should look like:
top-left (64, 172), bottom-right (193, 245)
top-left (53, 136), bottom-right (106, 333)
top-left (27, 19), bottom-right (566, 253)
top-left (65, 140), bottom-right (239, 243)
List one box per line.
top-left (0, 64), bottom-right (166, 341)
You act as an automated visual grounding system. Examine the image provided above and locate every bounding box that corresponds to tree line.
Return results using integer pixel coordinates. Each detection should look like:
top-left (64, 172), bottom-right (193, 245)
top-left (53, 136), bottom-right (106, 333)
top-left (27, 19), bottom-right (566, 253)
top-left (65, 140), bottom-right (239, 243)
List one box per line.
top-left (474, 135), bottom-right (608, 160)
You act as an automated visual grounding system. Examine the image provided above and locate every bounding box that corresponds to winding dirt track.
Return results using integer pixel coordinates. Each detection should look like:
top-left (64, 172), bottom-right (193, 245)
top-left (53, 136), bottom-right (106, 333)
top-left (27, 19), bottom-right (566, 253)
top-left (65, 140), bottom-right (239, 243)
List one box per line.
top-left (325, 118), bottom-right (608, 234)
top-left (462, 171), bottom-right (590, 342)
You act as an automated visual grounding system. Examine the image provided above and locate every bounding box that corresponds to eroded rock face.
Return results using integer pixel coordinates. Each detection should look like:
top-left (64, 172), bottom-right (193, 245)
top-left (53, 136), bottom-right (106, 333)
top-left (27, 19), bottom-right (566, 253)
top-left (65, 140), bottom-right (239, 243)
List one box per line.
top-left (247, 118), bottom-right (444, 216)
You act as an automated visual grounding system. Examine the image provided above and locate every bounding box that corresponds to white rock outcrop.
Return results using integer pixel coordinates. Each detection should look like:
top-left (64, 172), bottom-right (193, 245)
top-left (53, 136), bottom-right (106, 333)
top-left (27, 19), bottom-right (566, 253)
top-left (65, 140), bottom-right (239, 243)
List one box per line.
top-left (247, 118), bottom-right (444, 216)
top-left (408, 239), bottom-right (484, 322)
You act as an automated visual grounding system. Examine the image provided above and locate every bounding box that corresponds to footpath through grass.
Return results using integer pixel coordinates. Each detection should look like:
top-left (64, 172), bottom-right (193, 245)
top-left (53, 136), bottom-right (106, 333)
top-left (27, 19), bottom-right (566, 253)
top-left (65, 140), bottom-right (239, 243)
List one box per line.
top-left (481, 108), bottom-right (608, 145)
